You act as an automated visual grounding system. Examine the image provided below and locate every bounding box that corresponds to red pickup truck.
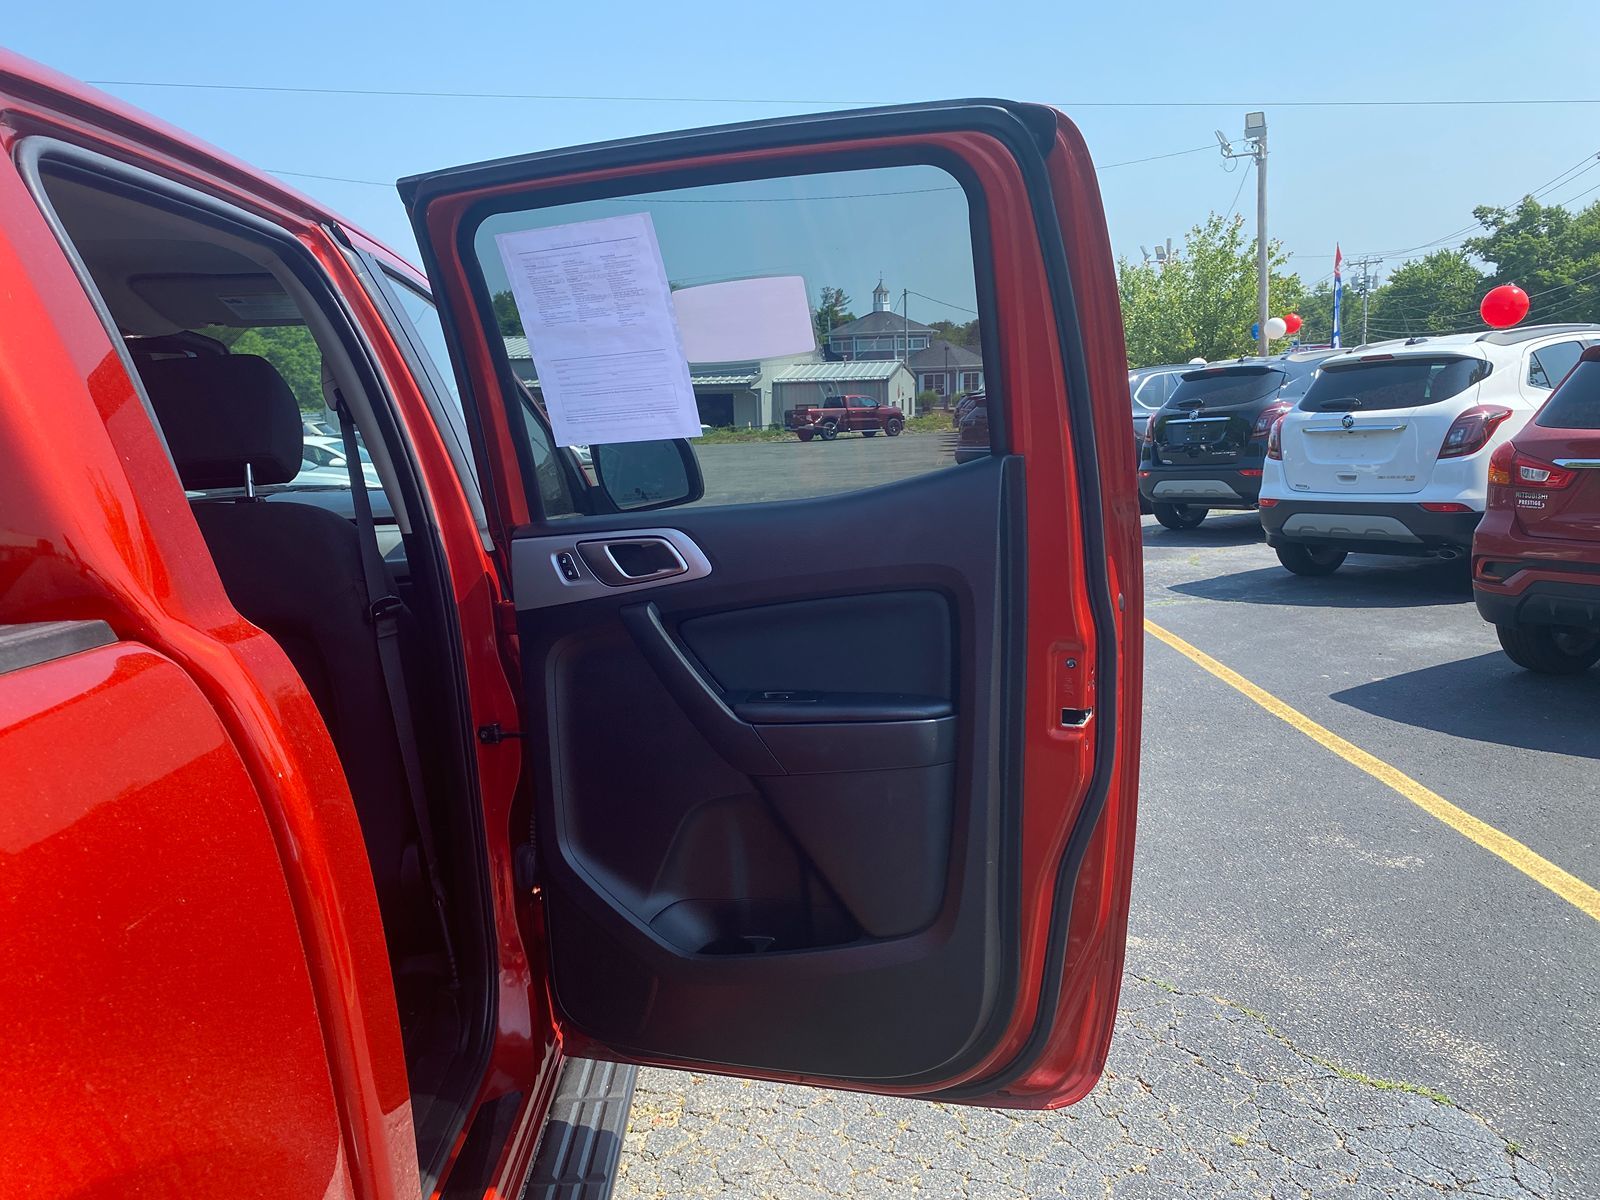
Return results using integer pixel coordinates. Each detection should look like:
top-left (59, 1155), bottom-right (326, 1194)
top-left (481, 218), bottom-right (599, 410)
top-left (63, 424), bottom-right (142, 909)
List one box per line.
top-left (0, 52), bottom-right (1142, 1200)
top-left (786, 393), bottom-right (906, 441)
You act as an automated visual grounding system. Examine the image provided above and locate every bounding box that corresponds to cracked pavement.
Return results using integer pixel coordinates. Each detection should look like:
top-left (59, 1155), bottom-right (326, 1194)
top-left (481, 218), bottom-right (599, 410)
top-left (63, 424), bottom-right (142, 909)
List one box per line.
top-left (614, 967), bottom-right (1550, 1199)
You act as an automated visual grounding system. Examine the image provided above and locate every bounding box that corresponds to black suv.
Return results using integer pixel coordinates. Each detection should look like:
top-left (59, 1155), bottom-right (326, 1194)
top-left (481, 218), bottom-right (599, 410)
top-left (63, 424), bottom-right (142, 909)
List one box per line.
top-left (1138, 349), bottom-right (1338, 529)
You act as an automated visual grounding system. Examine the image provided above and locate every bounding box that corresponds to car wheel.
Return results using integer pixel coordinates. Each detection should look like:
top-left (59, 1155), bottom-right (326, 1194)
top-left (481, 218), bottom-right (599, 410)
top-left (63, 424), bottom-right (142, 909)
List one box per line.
top-left (1139, 495), bottom-right (1153, 516)
top-left (1152, 502), bottom-right (1208, 530)
top-left (1274, 543), bottom-right (1347, 576)
top-left (1495, 623), bottom-right (1600, 674)
top-left (795, 430), bottom-right (814, 443)
top-left (884, 418), bottom-right (904, 436)
top-left (819, 421), bottom-right (839, 441)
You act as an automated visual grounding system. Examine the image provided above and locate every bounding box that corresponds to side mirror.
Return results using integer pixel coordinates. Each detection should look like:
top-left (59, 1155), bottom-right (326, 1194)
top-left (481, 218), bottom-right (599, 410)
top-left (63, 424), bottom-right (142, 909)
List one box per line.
top-left (592, 439), bottom-right (704, 512)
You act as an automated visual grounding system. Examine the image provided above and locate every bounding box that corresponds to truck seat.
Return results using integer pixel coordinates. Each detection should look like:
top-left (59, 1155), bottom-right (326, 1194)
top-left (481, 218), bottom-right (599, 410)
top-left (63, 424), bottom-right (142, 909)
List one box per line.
top-left (139, 353), bottom-right (432, 974)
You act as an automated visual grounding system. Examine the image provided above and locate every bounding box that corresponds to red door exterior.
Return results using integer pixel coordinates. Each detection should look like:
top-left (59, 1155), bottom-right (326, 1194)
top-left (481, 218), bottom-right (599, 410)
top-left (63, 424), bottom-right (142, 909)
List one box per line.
top-left (0, 53), bottom-right (546, 1198)
top-left (402, 101), bottom-right (1143, 1108)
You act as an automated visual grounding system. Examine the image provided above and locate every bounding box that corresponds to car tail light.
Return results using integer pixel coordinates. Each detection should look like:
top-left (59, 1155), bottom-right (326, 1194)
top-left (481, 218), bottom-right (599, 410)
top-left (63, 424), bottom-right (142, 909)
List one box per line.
top-left (1420, 502), bottom-right (1473, 512)
top-left (1487, 442), bottom-right (1576, 490)
top-left (1266, 414), bottom-right (1286, 460)
top-left (1259, 497), bottom-right (1279, 507)
top-left (1239, 468), bottom-right (1264, 478)
top-left (1437, 404), bottom-right (1513, 459)
top-left (1487, 440), bottom-right (1515, 486)
top-left (1252, 401), bottom-right (1292, 439)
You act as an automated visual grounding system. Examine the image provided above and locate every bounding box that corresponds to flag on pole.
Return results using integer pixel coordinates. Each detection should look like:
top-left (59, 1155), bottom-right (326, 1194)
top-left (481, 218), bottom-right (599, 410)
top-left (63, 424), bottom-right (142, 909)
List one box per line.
top-left (1331, 243), bottom-right (1344, 348)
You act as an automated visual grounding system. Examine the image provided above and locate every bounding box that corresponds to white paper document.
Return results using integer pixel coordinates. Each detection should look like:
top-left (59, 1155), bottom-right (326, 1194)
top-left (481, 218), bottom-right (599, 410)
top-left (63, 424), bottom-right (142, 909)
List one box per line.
top-left (494, 213), bottom-right (702, 446)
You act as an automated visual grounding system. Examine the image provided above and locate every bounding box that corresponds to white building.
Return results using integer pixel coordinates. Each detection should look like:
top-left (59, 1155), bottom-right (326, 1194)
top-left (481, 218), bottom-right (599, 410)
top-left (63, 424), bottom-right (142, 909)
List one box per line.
top-left (505, 330), bottom-right (926, 429)
top-left (770, 360), bottom-right (918, 416)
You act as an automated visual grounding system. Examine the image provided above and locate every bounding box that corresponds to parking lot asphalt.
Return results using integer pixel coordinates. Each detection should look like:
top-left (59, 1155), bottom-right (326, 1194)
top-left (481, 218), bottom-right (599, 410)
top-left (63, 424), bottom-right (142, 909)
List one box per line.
top-left (694, 431), bottom-right (952, 505)
top-left (612, 492), bottom-right (1599, 1198)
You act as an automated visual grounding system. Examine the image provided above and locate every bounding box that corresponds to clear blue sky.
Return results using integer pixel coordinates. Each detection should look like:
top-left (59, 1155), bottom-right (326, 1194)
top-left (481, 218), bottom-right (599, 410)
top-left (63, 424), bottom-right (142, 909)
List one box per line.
top-left (12, 0), bottom-right (1600, 294)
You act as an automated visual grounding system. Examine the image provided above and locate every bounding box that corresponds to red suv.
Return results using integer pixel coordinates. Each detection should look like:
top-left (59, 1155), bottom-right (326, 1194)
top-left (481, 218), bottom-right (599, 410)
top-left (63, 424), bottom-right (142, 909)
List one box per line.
top-left (1473, 345), bottom-right (1600, 672)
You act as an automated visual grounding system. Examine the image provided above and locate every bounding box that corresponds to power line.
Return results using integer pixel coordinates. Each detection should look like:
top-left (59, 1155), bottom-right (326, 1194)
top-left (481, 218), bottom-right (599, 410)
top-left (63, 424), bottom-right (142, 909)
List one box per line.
top-left (1533, 291), bottom-right (1600, 322)
top-left (272, 169), bottom-right (389, 186)
top-left (906, 288), bottom-right (979, 316)
top-left (1358, 150), bottom-right (1600, 261)
top-left (1354, 264), bottom-right (1600, 334)
top-left (271, 141), bottom-right (1217, 193)
top-left (1098, 144), bottom-right (1213, 169)
top-left (1549, 177), bottom-right (1600, 209)
top-left (1531, 154), bottom-right (1600, 201)
top-left (1223, 160), bottom-right (1253, 223)
top-left (86, 78), bottom-right (1600, 109)
top-left (267, 170), bottom-right (967, 196)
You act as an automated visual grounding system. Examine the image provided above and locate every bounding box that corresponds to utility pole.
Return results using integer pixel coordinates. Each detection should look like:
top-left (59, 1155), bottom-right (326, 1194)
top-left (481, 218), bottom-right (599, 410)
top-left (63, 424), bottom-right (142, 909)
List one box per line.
top-left (902, 289), bottom-right (910, 366)
top-left (1217, 112), bottom-right (1270, 354)
top-left (1347, 256), bottom-right (1383, 344)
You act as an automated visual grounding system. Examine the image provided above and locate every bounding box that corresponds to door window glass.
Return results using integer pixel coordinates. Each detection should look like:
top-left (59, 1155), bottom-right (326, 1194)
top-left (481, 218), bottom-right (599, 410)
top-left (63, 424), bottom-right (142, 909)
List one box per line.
top-left (1529, 341), bottom-right (1583, 390)
top-left (1535, 359), bottom-right (1600, 428)
top-left (384, 277), bottom-right (463, 408)
top-left (1298, 356), bottom-right (1490, 412)
top-left (1133, 373), bottom-right (1166, 409)
top-left (468, 163), bottom-right (986, 515)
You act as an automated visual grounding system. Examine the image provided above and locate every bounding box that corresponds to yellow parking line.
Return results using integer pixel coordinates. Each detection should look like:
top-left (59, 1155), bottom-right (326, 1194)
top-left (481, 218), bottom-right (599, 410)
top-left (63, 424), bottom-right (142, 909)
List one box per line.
top-left (1145, 618), bottom-right (1600, 924)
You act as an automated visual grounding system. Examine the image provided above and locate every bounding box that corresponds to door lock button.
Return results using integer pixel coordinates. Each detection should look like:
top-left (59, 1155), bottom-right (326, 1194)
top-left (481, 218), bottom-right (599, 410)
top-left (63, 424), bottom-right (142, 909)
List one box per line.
top-left (556, 551), bottom-right (582, 582)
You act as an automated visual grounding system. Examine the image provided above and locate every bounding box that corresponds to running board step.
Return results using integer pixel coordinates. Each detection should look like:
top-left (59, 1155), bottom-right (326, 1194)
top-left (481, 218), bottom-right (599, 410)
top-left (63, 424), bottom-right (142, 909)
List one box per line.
top-left (521, 1059), bottom-right (639, 1200)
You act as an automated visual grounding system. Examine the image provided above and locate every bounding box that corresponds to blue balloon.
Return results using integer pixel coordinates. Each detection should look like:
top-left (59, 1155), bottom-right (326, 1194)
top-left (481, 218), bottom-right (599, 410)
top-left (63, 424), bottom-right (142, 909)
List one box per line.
top-left (1250, 322), bottom-right (1260, 340)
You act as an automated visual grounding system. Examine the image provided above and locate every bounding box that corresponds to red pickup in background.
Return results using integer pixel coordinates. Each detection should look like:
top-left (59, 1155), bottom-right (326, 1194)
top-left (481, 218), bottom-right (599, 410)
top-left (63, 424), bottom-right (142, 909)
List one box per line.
top-left (785, 393), bottom-right (906, 441)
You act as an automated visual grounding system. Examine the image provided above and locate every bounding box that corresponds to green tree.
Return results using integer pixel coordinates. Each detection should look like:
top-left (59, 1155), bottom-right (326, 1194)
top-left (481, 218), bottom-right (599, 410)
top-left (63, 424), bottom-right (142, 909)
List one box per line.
top-left (1119, 213), bottom-right (1300, 365)
top-left (1294, 281), bottom-right (1342, 345)
top-left (928, 318), bottom-right (981, 349)
top-left (1364, 249), bottom-right (1486, 338)
top-left (207, 324), bottom-right (325, 412)
top-left (492, 290), bottom-right (524, 336)
top-left (1466, 196), bottom-right (1600, 326)
top-left (812, 286), bottom-right (856, 346)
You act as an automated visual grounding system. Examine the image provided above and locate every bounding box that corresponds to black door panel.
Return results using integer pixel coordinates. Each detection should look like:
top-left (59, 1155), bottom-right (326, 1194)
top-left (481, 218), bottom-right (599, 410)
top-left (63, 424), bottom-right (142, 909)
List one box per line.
top-left (678, 590), bottom-right (954, 701)
top-left (514, 458), bottom-right (1026, 1081)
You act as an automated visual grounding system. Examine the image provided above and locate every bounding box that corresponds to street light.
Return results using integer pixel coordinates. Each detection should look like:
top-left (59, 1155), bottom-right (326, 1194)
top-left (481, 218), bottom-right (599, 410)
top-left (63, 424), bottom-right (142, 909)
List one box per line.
top-left (1220, 112), bottom-right (1270, 353)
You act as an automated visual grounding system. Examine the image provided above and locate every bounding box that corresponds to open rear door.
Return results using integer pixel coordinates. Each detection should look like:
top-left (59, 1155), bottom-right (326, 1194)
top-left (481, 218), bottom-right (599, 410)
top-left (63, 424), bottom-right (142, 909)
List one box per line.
top-left (400, 100), bottom-right (1143, 1106)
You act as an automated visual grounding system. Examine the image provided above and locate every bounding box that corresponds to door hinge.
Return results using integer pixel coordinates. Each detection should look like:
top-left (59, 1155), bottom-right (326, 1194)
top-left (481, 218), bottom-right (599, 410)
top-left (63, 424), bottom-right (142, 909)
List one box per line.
top-left (477, 722), bottom-right (524, 745)
top-left (495, 598), bottom-right (520, 637)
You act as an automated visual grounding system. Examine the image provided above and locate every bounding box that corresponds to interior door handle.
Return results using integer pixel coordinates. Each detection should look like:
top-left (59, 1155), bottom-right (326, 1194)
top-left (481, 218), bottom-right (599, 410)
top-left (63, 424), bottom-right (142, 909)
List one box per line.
top-left (577, 537), bottom-right (688, 588)
top-left (620, 602), bottom-right (784, 776)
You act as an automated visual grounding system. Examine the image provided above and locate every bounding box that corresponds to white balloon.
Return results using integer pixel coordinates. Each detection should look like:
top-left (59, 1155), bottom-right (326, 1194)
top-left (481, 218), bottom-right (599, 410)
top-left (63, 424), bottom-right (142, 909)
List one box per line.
top-left (1188, 357), bottom-right (1207, 365)
top-left (1264, 316), bottom-right (1288, 340)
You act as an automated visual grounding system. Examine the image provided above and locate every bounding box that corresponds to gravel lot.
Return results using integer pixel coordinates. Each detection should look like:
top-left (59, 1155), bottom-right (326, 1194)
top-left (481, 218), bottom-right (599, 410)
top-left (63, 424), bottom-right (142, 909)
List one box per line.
top-left (609, 469), bottom-right (1598, 1198)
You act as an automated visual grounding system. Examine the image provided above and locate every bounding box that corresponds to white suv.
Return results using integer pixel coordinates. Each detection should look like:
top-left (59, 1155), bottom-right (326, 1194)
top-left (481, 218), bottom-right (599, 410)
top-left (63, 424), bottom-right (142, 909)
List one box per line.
top-left (1259, 324), bottom-right (1600, 575)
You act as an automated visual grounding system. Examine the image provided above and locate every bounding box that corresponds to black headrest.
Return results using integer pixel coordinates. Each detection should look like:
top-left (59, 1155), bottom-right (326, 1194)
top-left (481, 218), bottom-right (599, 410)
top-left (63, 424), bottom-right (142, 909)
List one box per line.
top-left (141, 354), bottom-right (303, 490)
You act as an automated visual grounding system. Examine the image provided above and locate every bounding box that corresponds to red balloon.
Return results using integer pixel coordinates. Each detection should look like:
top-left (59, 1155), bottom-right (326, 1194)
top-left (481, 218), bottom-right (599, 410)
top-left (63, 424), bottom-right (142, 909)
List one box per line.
top-left (1480, 284), bottom-right (1530, 329)
top-left (1283, 312), bottom-right (1303, 335)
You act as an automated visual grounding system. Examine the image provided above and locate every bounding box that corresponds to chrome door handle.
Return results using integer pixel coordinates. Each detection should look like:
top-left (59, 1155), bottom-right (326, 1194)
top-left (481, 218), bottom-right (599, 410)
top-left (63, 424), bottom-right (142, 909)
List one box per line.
top-left (576, 536), bottom-right (689, 587)
top-left (510, 528), bottom-right (712, 610)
